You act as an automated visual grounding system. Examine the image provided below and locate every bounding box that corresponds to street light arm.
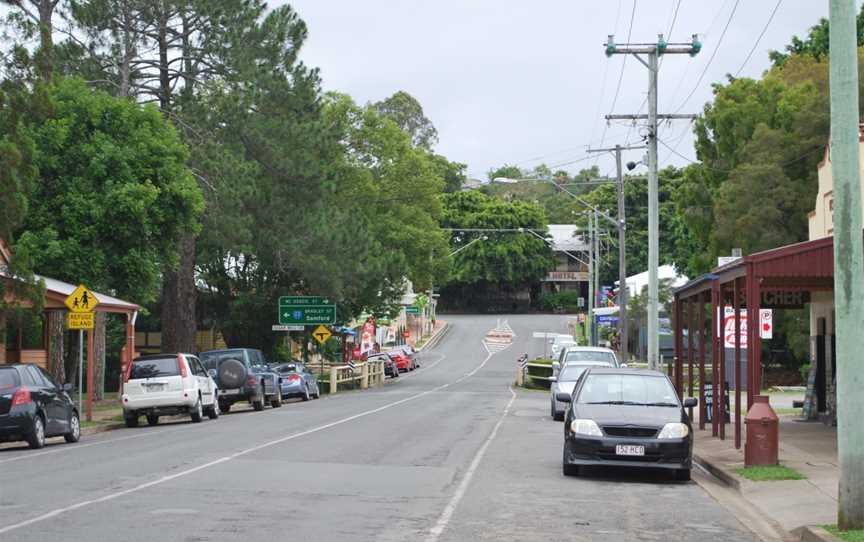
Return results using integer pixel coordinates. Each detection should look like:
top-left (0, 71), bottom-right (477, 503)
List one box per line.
top-left (520, 228), bottom-right (591, 268)
top-left (449, 235), bottom-right (487, 257)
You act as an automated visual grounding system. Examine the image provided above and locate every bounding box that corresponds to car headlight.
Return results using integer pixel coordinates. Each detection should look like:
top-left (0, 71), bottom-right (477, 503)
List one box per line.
top-left (657, 423), bottom-right (689, 439)
top-left (570, 419), bottom-right (603, 437)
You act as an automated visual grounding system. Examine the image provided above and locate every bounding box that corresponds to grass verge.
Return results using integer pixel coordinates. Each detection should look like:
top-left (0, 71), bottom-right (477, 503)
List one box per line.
top-left (735, 464), bottom-right (805, 481)
top-left (823, 525), bottom-right (864, 542)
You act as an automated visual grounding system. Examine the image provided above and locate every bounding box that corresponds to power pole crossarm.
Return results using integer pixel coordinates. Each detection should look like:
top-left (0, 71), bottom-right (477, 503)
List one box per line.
top-left (605, 114), bottom-right (698, 121)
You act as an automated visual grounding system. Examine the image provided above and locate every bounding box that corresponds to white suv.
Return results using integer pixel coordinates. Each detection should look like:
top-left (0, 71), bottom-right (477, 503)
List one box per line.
top-left (122, 353), bottom-right (220, 427)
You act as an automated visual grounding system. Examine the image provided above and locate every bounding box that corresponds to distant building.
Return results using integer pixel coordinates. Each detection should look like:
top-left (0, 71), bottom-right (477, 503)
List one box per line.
top-left (542, 225), bottom-right (590, 296)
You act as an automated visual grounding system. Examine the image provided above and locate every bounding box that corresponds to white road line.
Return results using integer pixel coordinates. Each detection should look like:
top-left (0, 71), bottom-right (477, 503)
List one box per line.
top-left (425, 386), bottom-right (517, 542)
top-left (0, 348), bottom-right (495, 536)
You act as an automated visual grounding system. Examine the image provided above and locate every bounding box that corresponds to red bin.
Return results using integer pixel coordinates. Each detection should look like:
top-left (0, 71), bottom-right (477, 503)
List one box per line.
top-left (744, 395), bottom-right (779, 466)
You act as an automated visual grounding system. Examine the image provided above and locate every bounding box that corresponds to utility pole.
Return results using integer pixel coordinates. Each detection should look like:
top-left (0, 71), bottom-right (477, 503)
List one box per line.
top-left (604, 33), bottom-right (700, 370)
top-left (587, 213), bottom-right (594, 346)
top-left (587, 143), bottom-right (646, 362)
top-left (593, 211), bottom-right (601, 347)
top-left (829, 0), bottom-right (864, 529)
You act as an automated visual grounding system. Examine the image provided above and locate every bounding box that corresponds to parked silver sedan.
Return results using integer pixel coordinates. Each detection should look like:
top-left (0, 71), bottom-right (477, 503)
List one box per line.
top-left (549, 361), bottom-right (615, 421)
top-left (273, 362), bottom-right (320, 401)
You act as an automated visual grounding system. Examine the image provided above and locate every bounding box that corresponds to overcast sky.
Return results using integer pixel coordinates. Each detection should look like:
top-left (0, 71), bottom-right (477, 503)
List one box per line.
top-left (281, 1), bottom-right (843, 180)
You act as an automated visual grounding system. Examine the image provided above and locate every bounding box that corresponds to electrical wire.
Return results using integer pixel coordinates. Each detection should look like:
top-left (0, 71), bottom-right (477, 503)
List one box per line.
top-left (658, 137), bottom-right (825, 173)
top-left (734, 0), bottom-right (784, 77)
top-left (672, 0), bottom-right (741, 114)
top-left (595, 0), bottom-right (638, 163)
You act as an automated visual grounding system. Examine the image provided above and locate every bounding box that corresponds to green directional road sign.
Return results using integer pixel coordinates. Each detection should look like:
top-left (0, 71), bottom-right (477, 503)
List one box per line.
top-left (279, 296), bottom-right (330, 306)
top-left (279, 304), bottom-right (336, 325)
top-left (405, 306), bottom-right (420, 314)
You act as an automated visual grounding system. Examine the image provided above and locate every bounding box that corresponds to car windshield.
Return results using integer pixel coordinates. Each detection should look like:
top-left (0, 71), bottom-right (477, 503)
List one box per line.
top-left (130, 357), bottom-right (180, 379)
top-left (277, 364), bottom-right (298, 374)
top-left (577, 374), bottom-right (679, 406)
top-left (0, 368), bottom-right (20, 390)
top-left (564, 351), bottom-right (617, 366)
top-left (557, 365), bottom-right (593, 382)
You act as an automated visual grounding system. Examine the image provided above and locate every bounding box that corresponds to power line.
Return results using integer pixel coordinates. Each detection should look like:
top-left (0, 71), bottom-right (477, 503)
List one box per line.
top-left (596, 0), bottom-right (638, 162)
top-left (734, 0), bottom-right (784, 77)
top-left (587, 0), bottom-right (624, 161)
top-left (657, 137), bottom-right (825, 173)
top-left (672, 0), bottom-right (741, 114)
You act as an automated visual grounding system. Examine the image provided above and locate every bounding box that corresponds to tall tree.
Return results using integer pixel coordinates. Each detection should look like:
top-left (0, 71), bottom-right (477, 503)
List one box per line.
top-left (372, 90), bottom-right (438, 151)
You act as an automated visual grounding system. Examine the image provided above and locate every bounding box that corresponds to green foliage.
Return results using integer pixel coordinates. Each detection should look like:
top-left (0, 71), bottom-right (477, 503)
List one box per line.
top-left (824, 525), bottom-right (864, 542)
top-left (539, 291), bottom-right (582, 312)
top-left (14, 78), bottom-right (203, 305)
top-left (735, 464), bottom-right (805, 481)
top-left (372, 90), bottom-right (439, 151)
top-left (441, 190), bottom-right (553, 285)
top-left (769, 5), bottom-right (864, 67)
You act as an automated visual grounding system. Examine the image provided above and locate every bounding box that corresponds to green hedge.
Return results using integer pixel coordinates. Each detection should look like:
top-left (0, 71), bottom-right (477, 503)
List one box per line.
top-left (539, 292), bottom-right (583, 312)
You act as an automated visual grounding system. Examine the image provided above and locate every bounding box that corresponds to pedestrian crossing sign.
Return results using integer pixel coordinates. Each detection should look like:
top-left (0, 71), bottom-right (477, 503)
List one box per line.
top-left (313, 325), bottom-right (332, 345)
top-left (65, 284), bottom-right (100, 313)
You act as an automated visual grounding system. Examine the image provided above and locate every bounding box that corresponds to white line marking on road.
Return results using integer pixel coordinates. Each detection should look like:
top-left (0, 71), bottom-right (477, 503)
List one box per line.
top-left (425, 386), bottom-right (517, 542)
top-left (0, 424), bottom-right (194, 466)
top-left (0, 348), bottom-right (496, 536)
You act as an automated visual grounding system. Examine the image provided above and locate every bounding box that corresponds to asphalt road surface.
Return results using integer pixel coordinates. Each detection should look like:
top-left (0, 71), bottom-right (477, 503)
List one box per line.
top-left (0, 314), bottom-right (755, 541)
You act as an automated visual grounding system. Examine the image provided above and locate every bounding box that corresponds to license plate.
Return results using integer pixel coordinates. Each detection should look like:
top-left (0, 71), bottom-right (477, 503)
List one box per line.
top-left (144, 384), bottom-right (164, 392)
top-left (615, 444), bottom-right (645, 456)
top-left (221, 388), bottom-right (240, 395)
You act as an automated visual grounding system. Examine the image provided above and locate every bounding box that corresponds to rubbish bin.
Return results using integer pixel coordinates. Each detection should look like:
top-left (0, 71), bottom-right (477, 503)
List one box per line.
top-left (745, 395), bottom-right (779, 466)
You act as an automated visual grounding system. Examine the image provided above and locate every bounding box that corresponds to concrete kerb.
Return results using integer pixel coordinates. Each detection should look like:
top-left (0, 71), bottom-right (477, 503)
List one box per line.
top-left (694, 453), bottom-right (742, 491)
top-left (792, 526), bottom-right (844, 542)
top-left (417, 321), bottom-right (450, 352)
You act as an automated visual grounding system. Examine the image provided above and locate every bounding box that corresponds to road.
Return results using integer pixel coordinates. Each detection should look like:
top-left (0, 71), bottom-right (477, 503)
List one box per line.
top-left (0, 314), bottom-right (755, 541)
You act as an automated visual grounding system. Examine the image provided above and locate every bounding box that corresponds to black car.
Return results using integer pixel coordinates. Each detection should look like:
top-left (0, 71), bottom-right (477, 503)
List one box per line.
top-left (367, 353), bottom-right (399, 378)
top-left (0, 364), bottom-right (81, 449)
top-left (199, 348), bottom-right (282, 412)
top-left (558, 368), bottom-right (697, 481)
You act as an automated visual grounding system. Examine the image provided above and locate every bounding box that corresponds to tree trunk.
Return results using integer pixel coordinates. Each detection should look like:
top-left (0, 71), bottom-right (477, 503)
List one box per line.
top-left (161, 234), bottom-right (198, 353)
top-left (93, 312), bottom-right (106, 400)
top-left (47, 310), bottom-right (66, 383)
top-left (36, 0), bottom-right (55, 83)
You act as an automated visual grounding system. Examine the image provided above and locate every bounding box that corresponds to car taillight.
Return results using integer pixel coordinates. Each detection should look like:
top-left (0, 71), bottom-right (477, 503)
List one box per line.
top-left (11, 387), bottom-right (32, 407)
top-left (247, 375), bottom-right (257, 387)
top-left (287, 374), bottom-right (301, 382)
top-left (178, 355), bottom-right (188, 377)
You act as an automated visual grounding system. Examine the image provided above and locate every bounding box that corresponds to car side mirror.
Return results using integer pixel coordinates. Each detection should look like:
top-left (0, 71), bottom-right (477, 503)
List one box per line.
top-left (62, 383), bottom-right (73, 392)
top-left (556, 392), bottom-right (572, 403)
top-left (683, 397), bottom-right (698, 408)
top-left (208, 369), bottom-right (217, 378)
top-left (552, 362), bottom-right (560, 370)
top-left (549, 376), bottom-right (557, 382)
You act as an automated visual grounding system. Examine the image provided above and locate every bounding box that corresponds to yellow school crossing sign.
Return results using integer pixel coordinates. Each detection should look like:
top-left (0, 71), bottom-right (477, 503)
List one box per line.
top-left (312, 325), bottom-right (332, 345)
top-left (65, 284), bottom-right (100, 313)
top-left (65, 284), bottom-right (99, 329)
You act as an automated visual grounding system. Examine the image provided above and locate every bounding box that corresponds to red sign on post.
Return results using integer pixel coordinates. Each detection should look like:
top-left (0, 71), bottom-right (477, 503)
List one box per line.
top-left (722, 307), bottom-right (748, 349)
top-left (759, 309), bottom-right (773, 339)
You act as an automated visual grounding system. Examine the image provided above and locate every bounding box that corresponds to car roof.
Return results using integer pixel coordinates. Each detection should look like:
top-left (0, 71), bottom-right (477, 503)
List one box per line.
top-left (583, 367), bottom-right (667, 377)
top-left (134, 353), bottom-right (187, 360)
top-left (563, 346), bottom-right (615, 353)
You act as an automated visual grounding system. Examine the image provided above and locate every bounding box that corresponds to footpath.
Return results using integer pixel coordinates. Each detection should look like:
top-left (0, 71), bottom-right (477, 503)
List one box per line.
top-left (692, 394), bottom-right (842, 542)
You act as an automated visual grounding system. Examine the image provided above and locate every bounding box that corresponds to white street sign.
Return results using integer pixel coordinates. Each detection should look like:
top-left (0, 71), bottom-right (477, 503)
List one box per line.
top-left (760, 309), bottom-right (773, 339)
top-left (272, 324), bottom-right (303, 331)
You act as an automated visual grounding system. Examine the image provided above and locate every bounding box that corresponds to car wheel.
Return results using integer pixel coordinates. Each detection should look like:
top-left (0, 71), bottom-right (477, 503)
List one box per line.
top-left (124, 413), bottom-right (139, 428)
top-left (64, 411), bottom-right (81, 443)
top-left (191, 398), bottom-right (203, 423)
top-left (314, 386), bottom-right (321, 399)
top-left (271, 392), bottom-right (282, 409)
top-left (674, 468), bottom-right (691, 482)
top-left (207, 395), bottom-right (220, 419)
top-left (302, 385), bottom-right (310, 402)
top-left (146, 414), bottom-right (159, 426)
top-left (27, 415), bottom-right (46, 449)
top-left (252, 398), bottom-right (264, 411)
